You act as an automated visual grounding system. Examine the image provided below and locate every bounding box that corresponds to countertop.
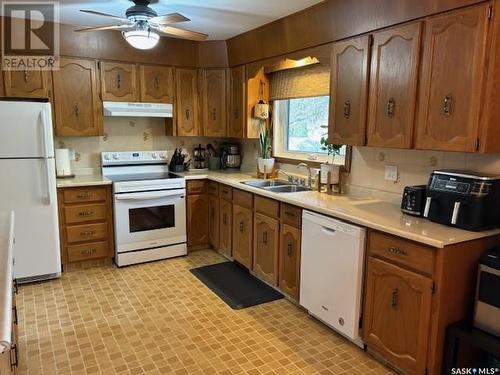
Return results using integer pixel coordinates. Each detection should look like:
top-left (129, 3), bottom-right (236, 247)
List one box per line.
top-left (0, 211), bottom-right (14, 353)
top-left (56, 174), bottom-right (112, 188)
top-left (175, 170), bottom-right (500, 248)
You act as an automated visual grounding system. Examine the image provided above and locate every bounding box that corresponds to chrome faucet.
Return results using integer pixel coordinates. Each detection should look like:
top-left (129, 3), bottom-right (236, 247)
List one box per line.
top-left (276, 169), bottom-right (294, 182)
top-left (298, 162), bottom-right (313, 188)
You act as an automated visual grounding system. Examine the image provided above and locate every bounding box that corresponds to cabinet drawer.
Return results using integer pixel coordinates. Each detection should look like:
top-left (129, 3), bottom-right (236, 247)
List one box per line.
top-left (64, 204), bottom-right (107, 224)
top-left (208, 181), bottom-right (219, 197)
top-left (187, 180), bottom-right (207, 195)
top-left (233, 189), bottom-right (253, 209)
top-left (66, 223), bottom-right (108, 243)
top-left (63, 187), bottom-right (107, 203)
top-left (368, 230), bottom-right (434, 275)
top-left (67, 241), bottom-right (109, 262)
top-left (255, 196), bottom-right (279, 218)
top-left (220, 185), bottom-right (232, 201)
top-left (281, 203), bottom-right (302, 228)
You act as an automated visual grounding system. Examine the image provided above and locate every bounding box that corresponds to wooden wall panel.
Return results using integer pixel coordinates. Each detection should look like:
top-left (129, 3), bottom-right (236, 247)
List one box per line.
top-left (227, 0), bottom-right (486, 66)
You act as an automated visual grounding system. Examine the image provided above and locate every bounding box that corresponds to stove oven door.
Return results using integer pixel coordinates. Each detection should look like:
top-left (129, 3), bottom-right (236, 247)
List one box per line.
top-left (114, 188), bottom-right (186, 253)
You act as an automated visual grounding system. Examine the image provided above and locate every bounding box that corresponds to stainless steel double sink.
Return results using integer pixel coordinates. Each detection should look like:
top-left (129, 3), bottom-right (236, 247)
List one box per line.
top-left (240, 179), bottom-right (311, 193)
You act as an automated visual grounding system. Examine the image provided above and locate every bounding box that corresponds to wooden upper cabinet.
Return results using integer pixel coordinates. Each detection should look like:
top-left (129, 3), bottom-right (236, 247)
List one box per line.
top-left (415, 4), bottom-right (491, 152)
top-left (201, 69), bottom-right (227, 137)
top-left (100, 62), bottom-right (138, 102)
top-left (228, 65), bottom-right (246, 138)
top-left (367, 23), bottom-right (422, 148)
top-left (52, 58), bottom-right (102, 137)
top-left (253, 213), bottom-right (279, 286)
top-left (140, 65), bottom-right (174, 103)
top-left (232, 204), bottom-right (253, 269)
top-left (329, 35), bottom-right (371, 146)
top-left (3, 69), bottom-right (51, 98)
top-left (175, 68), bottom-right (199, 136)
top-left (363, 257), bottom-right (433, 374)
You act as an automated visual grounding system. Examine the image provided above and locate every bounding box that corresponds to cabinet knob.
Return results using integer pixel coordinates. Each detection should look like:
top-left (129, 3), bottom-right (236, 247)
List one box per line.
top-left (343, 99), bottom-right (351, 119)
top-left (391, 288), bottom-right (399, 308)
top-left (387, 97), bottom-right (396, 118)
top-left (443, 95), bottom-right (452, 117)
top-left (387, 246), bottom-right (407, 257)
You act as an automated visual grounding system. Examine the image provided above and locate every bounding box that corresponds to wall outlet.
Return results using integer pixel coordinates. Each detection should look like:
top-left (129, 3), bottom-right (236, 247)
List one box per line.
top-left (385, 165), bottom-right (398, 182)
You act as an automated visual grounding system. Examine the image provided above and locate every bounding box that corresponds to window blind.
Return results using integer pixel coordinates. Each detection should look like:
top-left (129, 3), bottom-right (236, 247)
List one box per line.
top-left (269, 64), bottom-right (330, 101)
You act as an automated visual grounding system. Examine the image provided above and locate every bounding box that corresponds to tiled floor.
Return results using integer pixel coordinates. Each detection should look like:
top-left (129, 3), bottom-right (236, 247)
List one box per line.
top-left (17, 250), bottom-right (394, 375)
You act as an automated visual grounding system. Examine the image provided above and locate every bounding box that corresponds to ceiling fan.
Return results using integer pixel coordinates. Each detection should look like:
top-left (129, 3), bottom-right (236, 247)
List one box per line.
top-left (75, 0), bottom-right (208, 50)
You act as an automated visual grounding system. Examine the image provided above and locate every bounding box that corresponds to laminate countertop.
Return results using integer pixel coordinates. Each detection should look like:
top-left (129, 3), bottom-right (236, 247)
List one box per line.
top-left (176, 170), bottom-right (500, 248)
top-left (0, 211), bottom-right (14, 353)
top-left (56, 174), bottom-right (112, 188)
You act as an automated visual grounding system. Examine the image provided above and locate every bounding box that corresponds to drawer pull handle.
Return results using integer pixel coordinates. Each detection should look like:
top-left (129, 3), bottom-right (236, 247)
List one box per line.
top-left (81, 248), bottom-right (97, 256)
top-left (343, 99), bottom-right (351, 119)
top-left (443, 95), bottom-right (452, 117)
top-left (76, 192), bottom-right (91, 199)
top-left (387, 97), bottom-right (396, 118)
top-left (284, 211), bottom-right (295, 217)
top-left (388, 247), bottom-right (407, 256)
top-left (391, 288), bottom-right (399, 308)
top-left (81, 231), bottom-right (95, 237)
top-left (287, 243), bottom-right (293, 256)
top-left (78, 210), bottom-right (94, 217)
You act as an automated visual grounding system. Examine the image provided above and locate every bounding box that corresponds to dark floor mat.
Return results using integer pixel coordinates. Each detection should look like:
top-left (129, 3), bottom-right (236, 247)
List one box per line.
top-left (190, 261), bottom-right (284, 310)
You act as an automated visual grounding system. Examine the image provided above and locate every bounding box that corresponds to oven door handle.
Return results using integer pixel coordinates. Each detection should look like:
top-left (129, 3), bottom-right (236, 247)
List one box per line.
top-left (115, 191), bottom-right (185, 201)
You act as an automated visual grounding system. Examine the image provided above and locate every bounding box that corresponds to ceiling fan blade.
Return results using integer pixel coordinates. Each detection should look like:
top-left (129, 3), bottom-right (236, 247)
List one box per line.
top-left (150, 12), bottom-right (190, 25)
top-left (80, 10), bottom-right (131, 22)
top-left (75, 24), bottom-right (133, 32)
top-left (156, 25), bottom-right (208, 41)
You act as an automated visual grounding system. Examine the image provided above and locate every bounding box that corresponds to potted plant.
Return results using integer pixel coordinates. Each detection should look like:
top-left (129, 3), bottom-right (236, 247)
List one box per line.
top-left (258, 119), bottom-right (275, 174)
top-left (320, 136), bottom-right (342, 184)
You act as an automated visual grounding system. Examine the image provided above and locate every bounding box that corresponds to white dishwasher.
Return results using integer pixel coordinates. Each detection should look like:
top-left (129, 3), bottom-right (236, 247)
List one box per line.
top-left (300, 210), bottom-right (366, 347)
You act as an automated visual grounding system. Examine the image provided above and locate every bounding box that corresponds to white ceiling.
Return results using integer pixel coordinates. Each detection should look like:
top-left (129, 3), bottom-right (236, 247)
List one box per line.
top-left (18, 0), bottom-right (324, 40)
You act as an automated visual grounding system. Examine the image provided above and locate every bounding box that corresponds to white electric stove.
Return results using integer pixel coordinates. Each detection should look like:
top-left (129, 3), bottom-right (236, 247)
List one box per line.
top-left (102, 151), bottom-right (187, 267)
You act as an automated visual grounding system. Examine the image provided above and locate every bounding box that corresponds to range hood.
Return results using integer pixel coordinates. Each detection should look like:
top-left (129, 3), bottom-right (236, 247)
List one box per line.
top-left (103, 101), bottom-right (173, 118)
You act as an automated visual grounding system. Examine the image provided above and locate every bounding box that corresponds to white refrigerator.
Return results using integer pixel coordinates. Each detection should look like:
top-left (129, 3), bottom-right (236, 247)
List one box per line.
top-left (0, 99), bottom-right (61, 282)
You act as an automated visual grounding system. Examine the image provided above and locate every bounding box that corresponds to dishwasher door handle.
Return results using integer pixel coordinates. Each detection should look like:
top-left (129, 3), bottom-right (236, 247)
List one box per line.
top-left (321, 226), bottom-right (337, 236)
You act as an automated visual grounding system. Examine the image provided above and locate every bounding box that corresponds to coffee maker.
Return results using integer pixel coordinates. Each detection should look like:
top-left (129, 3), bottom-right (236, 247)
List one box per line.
top-left (220, 143), bottom-right (241, 170)
top-left (423, 170), bottom-right (500, 231)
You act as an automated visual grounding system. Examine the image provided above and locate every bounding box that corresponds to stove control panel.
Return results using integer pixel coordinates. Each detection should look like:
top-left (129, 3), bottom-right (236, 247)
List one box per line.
top-left (101, 151), bottom-right (168, 166)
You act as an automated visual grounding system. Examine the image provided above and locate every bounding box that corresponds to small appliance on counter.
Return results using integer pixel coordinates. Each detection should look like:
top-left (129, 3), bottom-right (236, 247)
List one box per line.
top-left (169, 148), bottom-right (188, 172)
top-left (473, 247), bottom-right (500, 337)
top-left (423, 170), bottom-right (500, 231)
top-left (192, 144), bottom-right (208, 170)
top-left (220, 143), bottom-right (241, 170)
top-left (55, 148), bottom-right (74, 178)
top-left (401, 185), bottom-right (427, 216)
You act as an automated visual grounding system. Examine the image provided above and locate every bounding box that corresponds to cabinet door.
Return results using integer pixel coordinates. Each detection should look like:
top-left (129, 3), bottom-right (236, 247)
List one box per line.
top-left (363, 257), bottom-right (433, 374)
top-left (329, 35), bottom-right (370, 146)
top-left (219, 198), bottom-right (232, 257)
top-left (279, 224), bottom-right (301, 300)
top-left (187, 194), bottom-right (209, 247)
top-left (0, 349), bottom-right (12, 375)
top-left (201, 69), bottom-right (227, 137)
top-left (232, 204), bottom-right (253, 269)
top-left (415, 5), bottom-right (490, 152)
top-left (228, 65), bottom-right (245, 138)
top-left (100, 62), bottom-right (138, 102)
top-left (3, 69), bottom-right (51, 98)
top-left (253, 213), bottom-right (279, 286)
top-left (176, 68), bottom-right (199, 136)
top-left (53, 58), bottom-right (102, 136)
top-left (367, 23), bottom-right (422, 148)
top-left (140, 65), bottom-right (174, 103)
top-left (208, 195), bottom-right (219, 250)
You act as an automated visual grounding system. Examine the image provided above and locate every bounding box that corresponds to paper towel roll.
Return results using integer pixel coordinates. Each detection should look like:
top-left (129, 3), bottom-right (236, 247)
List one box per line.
top-left (55, 149), bottom-right (73, 177)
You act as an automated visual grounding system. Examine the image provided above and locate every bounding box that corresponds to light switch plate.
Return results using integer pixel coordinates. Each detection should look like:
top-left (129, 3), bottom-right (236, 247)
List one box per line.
top-left (385, 165), bottom-right (398, 182)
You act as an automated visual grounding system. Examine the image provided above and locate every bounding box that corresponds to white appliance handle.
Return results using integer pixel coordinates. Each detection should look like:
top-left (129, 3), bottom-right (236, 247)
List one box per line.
top-left (115, 190), bottom-right (185, 201)
top-left (321, 226), bottom-right (337, 236)
top-left (43, 159), bottom-right (53, 205)
top-left (451, 201), bottom-right (461, 225)
top-left (423, 197), bottom-right (432, 218)
top-left (39, 110), bottom-right (49, 158)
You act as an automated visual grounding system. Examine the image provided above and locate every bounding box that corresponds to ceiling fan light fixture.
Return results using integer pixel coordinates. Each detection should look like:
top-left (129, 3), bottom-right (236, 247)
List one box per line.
top-left (122, 29), bottom-right (159, 50)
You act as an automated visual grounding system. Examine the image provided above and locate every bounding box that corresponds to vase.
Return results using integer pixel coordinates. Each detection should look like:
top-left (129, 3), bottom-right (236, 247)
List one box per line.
top-left (320, 163), bottom-right (340, 184)
top-left (258, 157), bottom-right (275, 174)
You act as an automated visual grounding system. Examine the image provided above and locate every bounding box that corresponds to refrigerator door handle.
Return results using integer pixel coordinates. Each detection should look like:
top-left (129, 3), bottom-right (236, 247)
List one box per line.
top-left (43, 159), bottom-right (53, 205)
top-left (39, 110), bottom-right (49, 158)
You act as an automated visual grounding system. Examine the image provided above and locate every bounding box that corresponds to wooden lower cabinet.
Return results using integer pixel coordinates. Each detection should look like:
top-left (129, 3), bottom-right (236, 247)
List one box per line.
top-left (186, 194), bottom-right (209, 249)
top-left (253, 213), bottom-right (279, 286)
top-left (232, 204), bottom-right (253, 269)
top-left (208, 195), bottom-right (220, 250)
top-left (57, 186), bottom-right (114, 264)
top-left (279, 224), bottom-right (301, 300)
top-left (363, 257), bottom-right (432, 374)
top-left (219, 198), bottom-right (232, 257)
